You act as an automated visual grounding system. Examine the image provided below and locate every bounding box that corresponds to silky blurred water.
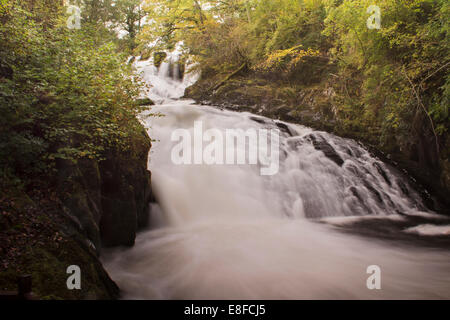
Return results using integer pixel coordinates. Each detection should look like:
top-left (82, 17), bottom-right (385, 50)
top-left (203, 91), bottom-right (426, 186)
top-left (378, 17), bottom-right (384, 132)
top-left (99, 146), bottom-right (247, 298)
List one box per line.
top-left (102, 57), bottom-right (450, 299)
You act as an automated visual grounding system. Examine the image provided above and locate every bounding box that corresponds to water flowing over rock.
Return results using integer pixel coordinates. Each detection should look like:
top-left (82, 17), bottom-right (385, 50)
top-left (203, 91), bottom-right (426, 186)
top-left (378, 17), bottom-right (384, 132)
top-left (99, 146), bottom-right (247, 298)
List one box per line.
top-left (103, 56), bottom-right (450, 300)
top-left (134, 51), bottom-right (199, 105)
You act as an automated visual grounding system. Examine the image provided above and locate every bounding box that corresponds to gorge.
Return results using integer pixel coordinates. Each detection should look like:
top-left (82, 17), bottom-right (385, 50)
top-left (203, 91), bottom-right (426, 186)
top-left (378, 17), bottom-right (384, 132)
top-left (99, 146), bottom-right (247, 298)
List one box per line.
top-left (1, 0), bottom-right (449, 302)
top-left (101, 56), bottom-right (450, 299)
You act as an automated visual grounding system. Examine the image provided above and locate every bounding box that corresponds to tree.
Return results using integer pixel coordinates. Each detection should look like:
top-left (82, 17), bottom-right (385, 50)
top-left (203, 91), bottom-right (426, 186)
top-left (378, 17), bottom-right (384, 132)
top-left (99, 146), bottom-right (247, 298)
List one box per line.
top-left (0, 0), bottom-right (146, 188)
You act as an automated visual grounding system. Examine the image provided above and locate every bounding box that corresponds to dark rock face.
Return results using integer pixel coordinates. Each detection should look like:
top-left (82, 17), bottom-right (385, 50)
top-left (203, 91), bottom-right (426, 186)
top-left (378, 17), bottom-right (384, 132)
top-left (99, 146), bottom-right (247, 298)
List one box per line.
top-left (349, 186), bottom-right (373, 215)
top-left (58, 126), bottom-right (153, 251)
top-left (6, 123), bottom-right (154, 300)
top-left (99, 144), bottom-right (152, 247)
top-left (249, 116), bottom-right (266, 125)
top-left (275, 121), bottom-right (295, 136)
top-left (306, 134), bottom-right (344, 166)
top-left (153, 51), bottom-right (167, 68)
top-left (98, 127), bottom-right (152, 248)
top-left (373, 162), bottom-right (391, 186)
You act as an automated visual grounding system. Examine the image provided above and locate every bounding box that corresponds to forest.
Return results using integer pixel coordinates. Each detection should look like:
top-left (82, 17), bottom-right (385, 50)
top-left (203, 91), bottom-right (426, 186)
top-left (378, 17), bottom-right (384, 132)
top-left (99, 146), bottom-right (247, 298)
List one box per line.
top-left (1, 0), bottom-right (448, 203)
top-left (140, 0), bottom-right (450, 201)
top-left (0, 0), bottom-right (449, 300)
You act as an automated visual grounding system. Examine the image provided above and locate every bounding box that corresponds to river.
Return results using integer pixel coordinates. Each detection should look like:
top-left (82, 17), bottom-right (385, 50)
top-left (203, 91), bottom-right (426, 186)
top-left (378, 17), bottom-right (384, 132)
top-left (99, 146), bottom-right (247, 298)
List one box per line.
top-left (102, 57), bottom-right (450, 299)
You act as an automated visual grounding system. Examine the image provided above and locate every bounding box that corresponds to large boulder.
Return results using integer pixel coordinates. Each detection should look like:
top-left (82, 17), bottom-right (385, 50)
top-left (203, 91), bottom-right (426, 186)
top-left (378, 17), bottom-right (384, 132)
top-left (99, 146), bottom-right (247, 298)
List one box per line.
top-left (99, 126), bottom-right (153, 247)
top-left (58, 126), bottom-right (153, 252)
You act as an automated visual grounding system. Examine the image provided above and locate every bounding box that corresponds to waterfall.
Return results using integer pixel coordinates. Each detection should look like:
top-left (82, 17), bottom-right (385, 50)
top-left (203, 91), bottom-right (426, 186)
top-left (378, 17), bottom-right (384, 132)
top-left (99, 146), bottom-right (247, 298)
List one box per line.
top-left (134, 51), bottom-right (198, 105)
top-left (102, 58), bottom-right (450, 299)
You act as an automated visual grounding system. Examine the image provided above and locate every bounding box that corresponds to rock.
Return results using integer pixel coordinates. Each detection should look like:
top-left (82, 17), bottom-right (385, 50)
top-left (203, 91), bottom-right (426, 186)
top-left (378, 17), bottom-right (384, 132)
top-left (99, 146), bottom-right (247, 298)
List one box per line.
top-left (307, 134), bottom-right (344, 166)
top-left (0, 188), bottom-right (121, 299)
top-left (397, 180), bottom-right (410, 196)
top-left (363, 180), bottom-right (384, 204)
top-left (275, 121), bottom-right (295, 136)
top-left (153, 52), bottom-right (167, 68)
top-left (249, 116), bottom-right (266, 124)
top-left (1, 121), bottom-right (152, 300)
top-left (56, 159), bottom-right (103, 252)
top-left (177, 61), bottom-right (185, 80)
top-left (57, 124), bottom-right (152, 250)
top-left (99, 154), bottom-right (151, 247)
top-left (349, 186), bottom-right (373, 214)
top-left (135, 98), bottom-right (155, 106)
top-left (128, 56), bottom-right (136, 65)
top-left (140, 50), bottom-right (152, 61)
top-left (185, 72), bottom-right (449, 214)
top-left (98, 126), bottom-right (152, 247)
top-left (373, 162), bottom-right (391, 186)
top-left (271, 104), bottom-right (293, 119)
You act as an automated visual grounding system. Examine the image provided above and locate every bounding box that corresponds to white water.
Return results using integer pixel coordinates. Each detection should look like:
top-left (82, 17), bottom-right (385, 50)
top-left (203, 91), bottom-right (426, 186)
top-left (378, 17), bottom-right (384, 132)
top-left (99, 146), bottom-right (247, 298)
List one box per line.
top-left (135, 52), bottom-right (198, 104)
top-left (103, 58), bottom-right (450, 299)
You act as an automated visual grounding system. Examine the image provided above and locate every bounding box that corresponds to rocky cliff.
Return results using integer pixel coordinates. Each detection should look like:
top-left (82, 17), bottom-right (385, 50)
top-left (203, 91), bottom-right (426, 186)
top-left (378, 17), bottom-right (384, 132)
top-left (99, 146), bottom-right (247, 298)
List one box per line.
top-left (0, 123), bottom-right (153, 299)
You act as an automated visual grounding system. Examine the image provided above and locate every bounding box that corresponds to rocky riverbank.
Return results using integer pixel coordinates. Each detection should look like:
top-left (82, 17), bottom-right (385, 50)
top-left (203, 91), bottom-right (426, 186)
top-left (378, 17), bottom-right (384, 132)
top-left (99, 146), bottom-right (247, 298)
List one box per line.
top-left (185, 73), bottom-right (449, 214)
top-left (0, 122), bottom-right (153, 299)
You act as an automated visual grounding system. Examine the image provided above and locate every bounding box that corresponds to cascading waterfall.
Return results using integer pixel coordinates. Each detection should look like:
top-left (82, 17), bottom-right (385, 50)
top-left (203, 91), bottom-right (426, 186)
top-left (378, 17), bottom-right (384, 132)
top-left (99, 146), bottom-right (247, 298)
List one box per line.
top-left (135, 51), bottom-right (198, 104)
top-left (102, 56), bottom-right (450, 299)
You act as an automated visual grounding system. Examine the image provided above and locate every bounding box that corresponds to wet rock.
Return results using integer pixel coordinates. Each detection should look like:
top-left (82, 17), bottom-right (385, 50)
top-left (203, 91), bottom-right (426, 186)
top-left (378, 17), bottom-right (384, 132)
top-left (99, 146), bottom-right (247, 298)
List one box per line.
top-left (58, 125), bottom-right (152, 250)
top-left (363, 180), bottom-right (384, 204)
top-left (345, 163), bottom-right (363, 178)
top-left (99, 127), bottom-right (152, 247)
top-left (128, 56), bottom-right (136, 65)
top-left (249, 116), bottom-right (266, 125)
top-left (382, 191), bottom-right (395, 208)
top-left (349, 186), bottom-right (372, 214)
top-left (272, 105), bottom-right (295, 120)
top-left (397, 180), bottom-right (410, 196)
top-left (286, 138), bottom-right (303, 150)
top-left (135, 98), bottom-right (155, 106)
top-left (373, 162), bottom-right (392, 186)
top-left (307, 134), bottom-right (344, 166)
top-left (344, 147), bottom-right (353, 156)
top-left (350, 186), bottom-right (364, 203)
top-left (350, 186), bottom-right (373, 214)
top-left (275, 122), bottom-right (295, 136)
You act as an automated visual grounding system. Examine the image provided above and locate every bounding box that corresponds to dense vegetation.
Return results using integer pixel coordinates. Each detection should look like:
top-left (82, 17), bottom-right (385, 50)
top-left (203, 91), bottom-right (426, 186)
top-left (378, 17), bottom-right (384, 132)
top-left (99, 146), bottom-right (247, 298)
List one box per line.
top-left (0, 0), bottom-right (152, 299)
top-left (140, 0), bottom-right (449, 202)
top-left (0, 0), bottom-right (448, 299)
top-left (0, 0), bottom-right (146, 190)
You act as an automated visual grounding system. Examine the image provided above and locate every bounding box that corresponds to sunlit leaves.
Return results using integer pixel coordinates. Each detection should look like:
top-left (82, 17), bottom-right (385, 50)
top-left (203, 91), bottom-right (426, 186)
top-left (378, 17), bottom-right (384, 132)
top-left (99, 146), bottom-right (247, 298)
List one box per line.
top-left (0, 1), bottom-right (146, 186)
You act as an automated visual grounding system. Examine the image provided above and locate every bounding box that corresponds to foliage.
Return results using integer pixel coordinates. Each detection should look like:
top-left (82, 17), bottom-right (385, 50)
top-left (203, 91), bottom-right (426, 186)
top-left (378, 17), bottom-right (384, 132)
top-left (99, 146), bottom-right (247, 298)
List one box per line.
top-left (141, 0), bottom-right (449, 168)
top-left (323, 0), bottom-right (449, 158)
top-left (257, 45), bottom-right (321, 72)
top-left (0, 1), bottom-right (146, 188)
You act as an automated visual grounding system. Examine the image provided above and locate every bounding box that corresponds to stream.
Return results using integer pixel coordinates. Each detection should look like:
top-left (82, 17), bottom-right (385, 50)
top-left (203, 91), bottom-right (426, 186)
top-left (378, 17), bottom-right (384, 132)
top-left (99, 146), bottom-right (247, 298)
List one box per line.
top-left (102, 57), bottom-right (450, 299)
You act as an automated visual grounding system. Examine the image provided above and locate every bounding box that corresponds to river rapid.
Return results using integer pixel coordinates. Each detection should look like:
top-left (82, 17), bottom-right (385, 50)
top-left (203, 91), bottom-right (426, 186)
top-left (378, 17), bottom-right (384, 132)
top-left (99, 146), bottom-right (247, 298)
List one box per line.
top-left (102, 56), bottom-right (450, 299)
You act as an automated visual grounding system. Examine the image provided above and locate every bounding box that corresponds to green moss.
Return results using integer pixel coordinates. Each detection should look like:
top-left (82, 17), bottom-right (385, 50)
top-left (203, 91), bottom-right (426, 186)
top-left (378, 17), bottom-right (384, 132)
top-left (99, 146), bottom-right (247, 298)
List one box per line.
top-left (0, 185), bottom-right (120, 300)
top-left (153, 52), bottom-right (167, 68)
top-left (0, 240), bottom-right (118, 299)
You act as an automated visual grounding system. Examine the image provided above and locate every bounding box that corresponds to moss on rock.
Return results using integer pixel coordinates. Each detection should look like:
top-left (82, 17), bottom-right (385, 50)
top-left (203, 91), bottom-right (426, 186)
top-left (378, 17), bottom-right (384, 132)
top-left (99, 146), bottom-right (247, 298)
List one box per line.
top-left (0, 119), bottom-right (153, 299)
